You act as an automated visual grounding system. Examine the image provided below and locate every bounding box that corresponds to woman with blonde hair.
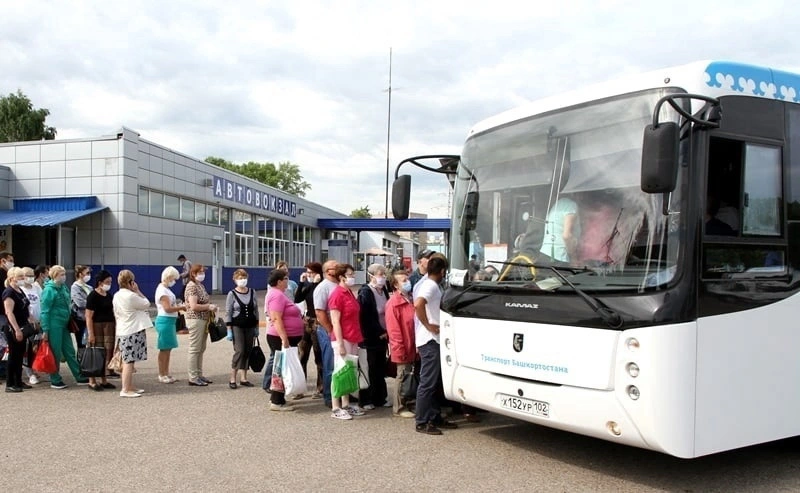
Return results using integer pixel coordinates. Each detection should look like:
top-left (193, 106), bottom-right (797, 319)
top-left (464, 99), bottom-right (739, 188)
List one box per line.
top-left (41, 265), bottom-right (88, 389)
top-left (112, 269), bottom-right (151, 398)
top-left (3, 267), bottom-right (32, 392)
top-left (225, 268), bottom-right (258, 389)
top-left (20, 266), bottom-right (43, 386)
top-left (154, 266), bottom-right (183, 383)
top-left (184, 264), bottom-right (217, 386)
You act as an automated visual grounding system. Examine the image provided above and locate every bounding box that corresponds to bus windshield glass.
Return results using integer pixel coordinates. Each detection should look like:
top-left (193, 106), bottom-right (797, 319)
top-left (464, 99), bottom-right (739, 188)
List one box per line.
top-left (452, 88), bottom-right (684, 292)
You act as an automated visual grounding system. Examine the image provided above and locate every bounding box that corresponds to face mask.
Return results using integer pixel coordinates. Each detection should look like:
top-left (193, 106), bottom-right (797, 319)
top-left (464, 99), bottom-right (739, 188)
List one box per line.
top-left (82, 275), bottom-right (91, 283)
top-left (4, 262), bottom-right (13, 269)
top-left (236, 279), bottom-right (248, 288)
top-left (313, 274), bottom-right (321, 283)
top-left (196, 274), bottom-right (206, 282)
top-left (25, 277), bottom-right (34, 285)
top-left (401, 280), bottom-right (412, 292)
top-left (372, 275), bottom-right (386, 287)
top-left (167, 280), bottom-right (176, 288)
top-left (345, 277), bottom-right (356, 287)
top-left (101, 284), bottom-right (112, 292)
top-left (56, 275), bottom-right (66, 284)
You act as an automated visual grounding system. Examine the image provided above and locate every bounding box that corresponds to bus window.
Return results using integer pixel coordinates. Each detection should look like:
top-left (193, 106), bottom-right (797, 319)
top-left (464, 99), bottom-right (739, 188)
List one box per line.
top-left (742, 144), bottom-right (782, 236)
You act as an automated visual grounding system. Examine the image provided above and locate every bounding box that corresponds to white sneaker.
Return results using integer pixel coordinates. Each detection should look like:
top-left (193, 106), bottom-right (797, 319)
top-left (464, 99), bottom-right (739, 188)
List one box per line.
top-left (269, 403), bottom-right (295, 412)
top-left (158, 375), bottom-right (176, 384)
top-left (346, 405), bottom-right (365, 416)
top-left (362, 404), bottom-right (376, 411)
top-left (331, 408), bottom-right (353, 420)
top-left (119, 390), bottom-right (141, 398)
top-left (29, 374), bottom-right (40, 385)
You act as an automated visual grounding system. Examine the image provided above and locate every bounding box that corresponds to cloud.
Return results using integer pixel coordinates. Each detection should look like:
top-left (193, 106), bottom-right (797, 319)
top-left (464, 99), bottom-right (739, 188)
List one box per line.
top-left (2, 0), bottom-right (799, 218)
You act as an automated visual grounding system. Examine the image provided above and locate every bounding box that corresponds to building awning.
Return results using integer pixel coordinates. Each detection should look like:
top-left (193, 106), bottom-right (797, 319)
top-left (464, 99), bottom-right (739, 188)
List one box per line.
top-left (0, 196), bottom-right (108, 226)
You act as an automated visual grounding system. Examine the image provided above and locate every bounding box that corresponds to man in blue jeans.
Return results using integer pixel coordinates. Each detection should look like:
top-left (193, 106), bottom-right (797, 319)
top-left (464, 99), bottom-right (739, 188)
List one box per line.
top-left (413, 255), bottom-right (457, 435)
top-left (313, 260), bottom-right (339, 407)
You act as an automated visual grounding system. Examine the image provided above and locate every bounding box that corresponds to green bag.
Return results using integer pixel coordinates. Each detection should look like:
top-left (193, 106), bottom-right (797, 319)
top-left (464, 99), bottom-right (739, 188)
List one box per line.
top-left (331, 359), bottom-right (359, 398)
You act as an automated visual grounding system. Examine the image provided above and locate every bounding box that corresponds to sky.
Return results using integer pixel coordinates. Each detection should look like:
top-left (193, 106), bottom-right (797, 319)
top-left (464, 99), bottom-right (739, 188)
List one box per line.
top-left (2, 0), bottom-right (799, 217)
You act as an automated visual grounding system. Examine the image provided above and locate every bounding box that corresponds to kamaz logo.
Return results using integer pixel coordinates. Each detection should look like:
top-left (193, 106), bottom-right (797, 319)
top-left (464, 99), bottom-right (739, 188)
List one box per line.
top-left (504, 302), bottom-right (539, 309)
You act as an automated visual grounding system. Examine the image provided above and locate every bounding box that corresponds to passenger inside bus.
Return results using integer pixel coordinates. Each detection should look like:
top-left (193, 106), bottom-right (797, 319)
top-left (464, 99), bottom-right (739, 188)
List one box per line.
top-left (539, 196), bottom-right (580, 262)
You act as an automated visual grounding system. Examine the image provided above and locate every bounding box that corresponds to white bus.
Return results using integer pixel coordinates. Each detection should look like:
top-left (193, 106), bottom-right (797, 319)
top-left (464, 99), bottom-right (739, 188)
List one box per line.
top-left (392, 61), bottom-right (800, 458)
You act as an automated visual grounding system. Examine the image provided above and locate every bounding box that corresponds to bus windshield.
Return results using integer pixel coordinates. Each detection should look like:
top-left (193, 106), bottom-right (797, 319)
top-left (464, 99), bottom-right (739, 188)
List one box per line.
top-left (452, 88), bottom-right (684, 292)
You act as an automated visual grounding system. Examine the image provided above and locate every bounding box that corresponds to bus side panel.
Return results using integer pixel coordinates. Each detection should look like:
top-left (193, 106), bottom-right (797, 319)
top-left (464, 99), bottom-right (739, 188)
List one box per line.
top-left (615, 323), bottom-right (698, 458)
top-left (695, 295), bottom-right (800, 456)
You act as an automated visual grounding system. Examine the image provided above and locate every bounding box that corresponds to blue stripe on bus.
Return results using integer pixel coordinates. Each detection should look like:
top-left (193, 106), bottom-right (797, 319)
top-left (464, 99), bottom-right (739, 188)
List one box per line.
top-left (705, 61), bottom-right (800, 102)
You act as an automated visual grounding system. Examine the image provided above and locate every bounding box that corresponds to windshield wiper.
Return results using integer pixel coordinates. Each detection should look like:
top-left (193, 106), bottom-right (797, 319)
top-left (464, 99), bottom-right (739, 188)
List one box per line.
top-left (442, 282), bottom-right (494, 312)
top-left (489, 260), bottom-right (624, 328)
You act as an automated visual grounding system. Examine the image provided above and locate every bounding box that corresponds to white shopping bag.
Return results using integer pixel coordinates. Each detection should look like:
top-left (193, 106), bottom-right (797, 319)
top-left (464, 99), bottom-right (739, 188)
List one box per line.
top-left (282, 346), bottom-right (308, 396)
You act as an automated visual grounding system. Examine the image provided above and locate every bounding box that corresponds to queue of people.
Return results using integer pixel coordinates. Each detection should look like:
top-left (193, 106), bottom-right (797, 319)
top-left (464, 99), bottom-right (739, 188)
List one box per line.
top-left (1, 253), bottom-right (474, 436)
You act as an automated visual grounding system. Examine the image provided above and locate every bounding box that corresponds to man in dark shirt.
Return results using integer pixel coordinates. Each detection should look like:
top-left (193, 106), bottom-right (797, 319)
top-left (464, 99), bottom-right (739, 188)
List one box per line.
top-left (0, 252), bottom-right (14, 288)
top-left (409, 249), bottom-right (433, 289)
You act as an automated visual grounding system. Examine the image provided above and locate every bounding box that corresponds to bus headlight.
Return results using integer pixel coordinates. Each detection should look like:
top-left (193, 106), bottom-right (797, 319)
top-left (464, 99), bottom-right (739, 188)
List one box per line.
top-left (626, 337), bottom-right (640, 351)
top-left (626, 362), bottom-right (640, 378)
top-left (627, 385), bottom-right (640, 400)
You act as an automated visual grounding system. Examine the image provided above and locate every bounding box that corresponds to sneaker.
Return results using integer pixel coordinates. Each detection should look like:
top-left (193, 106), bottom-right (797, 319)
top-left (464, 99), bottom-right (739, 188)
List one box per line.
top-left (394, 410), bottom-right (415, 418)
top-left (75, 379), bottom-right (90, 386)
top-left (158, 375), bottom-right (174, 384)
top-left (331, 408), bottom-right (353, 420)
top-left (199, 376), bottom-right (213, 384)
top-left (28, 374), bottom-right (40, 385)
top-left (292, 393), bottom-right (305, 400)
top-left (50, 382), bottom-right (67, 390)
top-left (416, 422), bottom-right (443, 435)
top-left (311, 391), bottom-right (323, 399)
top-left (135, 389), bottom-right (146, 394)
top-left (119, 390), bottom-right (141, 398)
top-left (362, 404), bottom-right (376, 411)
top-left (188, 378), bottom-right (208, 387)
top-left (269, 403), bottom-right (295, 412)
top-left (345, 405), bottom-right (365, 416)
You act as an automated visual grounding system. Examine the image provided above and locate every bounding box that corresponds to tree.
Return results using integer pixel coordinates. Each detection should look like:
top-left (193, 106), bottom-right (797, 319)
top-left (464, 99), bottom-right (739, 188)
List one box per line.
top-left (0, 90), bottom-right (57, 143)
top-left (350, 205), bottom-right (372, 218)
top-left (205, 156), bottom-right (311, 197)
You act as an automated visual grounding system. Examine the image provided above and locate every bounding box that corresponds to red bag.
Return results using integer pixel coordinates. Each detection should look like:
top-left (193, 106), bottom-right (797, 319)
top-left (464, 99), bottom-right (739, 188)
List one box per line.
top-left (32, 339), bottom-right (58, 374)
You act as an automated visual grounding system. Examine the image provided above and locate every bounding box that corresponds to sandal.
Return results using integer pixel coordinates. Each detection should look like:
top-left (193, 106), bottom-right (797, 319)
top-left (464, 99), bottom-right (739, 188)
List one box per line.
top-left (101, 382), bottom-right (117, 389)
top-left (239, 381), bottom-right (254, 387)
top-left (229, 382), bottom-right (237, 389)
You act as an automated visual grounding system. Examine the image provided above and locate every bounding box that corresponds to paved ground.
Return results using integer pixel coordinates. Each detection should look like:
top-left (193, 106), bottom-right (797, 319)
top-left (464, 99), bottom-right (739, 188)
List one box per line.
top-left (3, 294), bottom-right (800, 492)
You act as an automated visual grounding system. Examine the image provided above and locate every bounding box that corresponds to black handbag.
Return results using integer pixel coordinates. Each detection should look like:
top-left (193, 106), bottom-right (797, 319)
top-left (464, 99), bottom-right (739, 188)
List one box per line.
top-left (249, 337), bottom-right (266, 372)
top-left (80, 346), bottom-right (107, 377)
top-left (20, 323), bottom-right (37, 339)
top-left (207, 312), bottom-right (227, 342)
top-left (400, 368), bottom-right (419, 400)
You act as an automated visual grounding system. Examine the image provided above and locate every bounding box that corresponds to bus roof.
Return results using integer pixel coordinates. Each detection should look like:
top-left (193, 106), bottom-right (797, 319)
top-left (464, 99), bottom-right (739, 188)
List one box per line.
top-left (468, 60), bottom-right (800, 137)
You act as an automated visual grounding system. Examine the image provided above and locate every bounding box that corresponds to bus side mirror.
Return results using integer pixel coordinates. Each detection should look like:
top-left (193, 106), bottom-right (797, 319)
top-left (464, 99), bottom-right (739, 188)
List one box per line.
top-left (641, 122), bottom-right (679, 194)
top-left (392, 175), bottom-right (411, 220)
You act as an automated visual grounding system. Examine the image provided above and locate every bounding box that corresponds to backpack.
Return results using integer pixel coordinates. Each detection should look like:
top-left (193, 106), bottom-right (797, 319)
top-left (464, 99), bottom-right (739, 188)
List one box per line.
top-left (231, 289), bottom-right (258, 328)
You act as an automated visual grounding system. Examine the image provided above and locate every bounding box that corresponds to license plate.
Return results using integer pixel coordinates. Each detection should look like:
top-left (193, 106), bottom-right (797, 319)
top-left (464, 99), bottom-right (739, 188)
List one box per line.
top-left (498, 394), bottom-right (550, 418)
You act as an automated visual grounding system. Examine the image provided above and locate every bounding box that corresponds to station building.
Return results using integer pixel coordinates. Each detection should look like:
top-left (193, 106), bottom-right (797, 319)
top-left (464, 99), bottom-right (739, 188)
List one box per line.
top-left (0, 127), bottom-right (350, 295)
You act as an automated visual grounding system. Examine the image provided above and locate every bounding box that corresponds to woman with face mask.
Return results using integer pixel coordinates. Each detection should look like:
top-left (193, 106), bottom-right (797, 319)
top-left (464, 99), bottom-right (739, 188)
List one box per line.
top-left (356, 263), bottom-right (390, 410)
top-left (70, 265), bottom-right (93, 350)
top-left (20, 266), bottom-right (43, 386)
top-left (385, 269), bottom-right (417, 418)
top-left (84, 270), bottom-right (118, 390)
top-left (2, 267), bottom-right (32, 392)
top-left (225, 268), bottom-right (259, 389)
top-left (41, 265), bottom-right (89, 389)
top-left (184, 264), bottom-right (217, 386)
top-left (154, 266), bottom-right (183, 384)
top-left (328, 263), bottom-right (365, 420)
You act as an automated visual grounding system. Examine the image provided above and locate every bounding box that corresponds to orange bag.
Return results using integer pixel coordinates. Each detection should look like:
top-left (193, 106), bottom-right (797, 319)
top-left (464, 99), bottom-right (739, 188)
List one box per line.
top-left (32, 339), bottom-right (58, 374)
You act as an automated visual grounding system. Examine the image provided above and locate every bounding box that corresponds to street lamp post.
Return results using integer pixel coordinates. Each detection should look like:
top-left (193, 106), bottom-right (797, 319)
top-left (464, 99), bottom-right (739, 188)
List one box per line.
top-left (384, 47), bottom-right (392, 219)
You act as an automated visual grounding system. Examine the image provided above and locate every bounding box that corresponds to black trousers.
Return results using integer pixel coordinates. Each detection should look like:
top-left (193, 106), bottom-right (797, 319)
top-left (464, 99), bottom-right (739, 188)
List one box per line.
top-left (298, 318), bottom-right (323, 392)
top-left (266, 334), bottom-right (303, 405)
top-left (2, 328), bottom-right (26, 388)
top-left (359, 342), bottom-right (388, 407)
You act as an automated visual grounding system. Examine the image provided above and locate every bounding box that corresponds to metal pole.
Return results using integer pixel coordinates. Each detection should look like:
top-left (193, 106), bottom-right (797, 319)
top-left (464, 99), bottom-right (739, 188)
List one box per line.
top-left (384, 47), bottom-right (392, 219)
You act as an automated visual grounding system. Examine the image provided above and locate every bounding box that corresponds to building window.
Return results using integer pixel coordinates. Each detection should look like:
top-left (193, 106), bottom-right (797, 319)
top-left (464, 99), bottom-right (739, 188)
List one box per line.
top-left (138, 188), bottom-right (149, 214)
top-left (293, 224), bottom-right (315, 266)
top-left (257, 216), bottom-right (274, 267)
top-left (149, 191), bottom-right (164, 217)
top-left (164, 194), bottom-right (180, 220)
top-left (195, 202), bottom-right (206, 223)
top-left (234, 210), bottom-right (253, 266)
top-left (274, 220), bottom-right (289, 265)
top-left (181, 198), bottom-right (194, 221)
